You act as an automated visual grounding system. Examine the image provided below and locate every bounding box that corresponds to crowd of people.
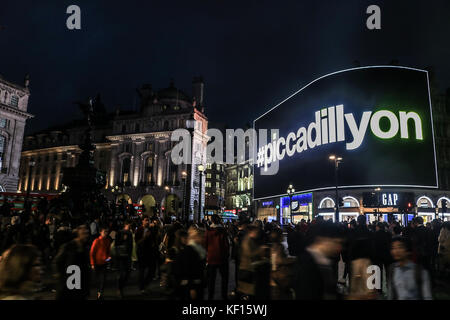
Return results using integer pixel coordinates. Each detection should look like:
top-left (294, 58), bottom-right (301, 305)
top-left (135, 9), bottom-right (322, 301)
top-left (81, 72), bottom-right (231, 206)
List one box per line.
top-left (0, 195), bottom-right (449, 300)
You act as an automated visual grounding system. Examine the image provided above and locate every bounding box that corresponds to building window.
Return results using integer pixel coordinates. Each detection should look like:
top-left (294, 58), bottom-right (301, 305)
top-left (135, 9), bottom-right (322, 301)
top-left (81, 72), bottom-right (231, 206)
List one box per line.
top-left (145, 156), bottom-right (153, 184)
top-left (205, 181), bottom-right (211, 188)
top-left (122, 158), bottom-right (131, 183)
top-left (136, 123), bottom-right (140, 132)
top-left (0, 136), bottom-right (5, 170)
top-left (169, 163), bottom-right (177, 185)
top-left (216, 174), bottom-right (220, 180)
top-left (62, 153), bottom-right (68, 160)
top-left (146, 142), bottom-right (153, 151)
top-left (0, 119), bottom-right (7, 128)
top-left (10, 95), bottom-right (19, 108)
top-left (206, 173), bottom-right (211, 179)
top-left (216, 182), bottom-right (220, 188)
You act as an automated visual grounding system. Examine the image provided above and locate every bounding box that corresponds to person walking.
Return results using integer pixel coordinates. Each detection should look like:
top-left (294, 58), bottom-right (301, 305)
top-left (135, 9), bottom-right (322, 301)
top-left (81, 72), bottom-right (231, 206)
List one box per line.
top-left (55, 225), bottom-right (91, 300)
top-left (438, 222), bottom-right (450, 278)
top-left (89, 227), bottom-right (111, 300)
top-left (114, 220), bottom-right (133, 298)
top-left (236, 224), bottom-right (268, 300)
top-left (388, 237), bottom-right (432, 300)
top-left (205, 214), bottom-right (230, 300)
top-left (0, 244), bottom-right (42, 300)
top-left (176, 226), bottom-right (206, 300)
top-left (294, 222), bottom-right (344, 300)
top-left (135, 216), bottom-right (155, 294)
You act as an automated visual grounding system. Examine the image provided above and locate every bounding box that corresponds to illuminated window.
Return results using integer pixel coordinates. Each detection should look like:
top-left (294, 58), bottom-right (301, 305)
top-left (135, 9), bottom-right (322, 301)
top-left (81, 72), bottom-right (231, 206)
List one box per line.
top-left (122, 158), bottom-right (131, 183)
top-left (0, 136), bottom-right (4, 170)
top-left (145, 157), bottom-right (153, 181)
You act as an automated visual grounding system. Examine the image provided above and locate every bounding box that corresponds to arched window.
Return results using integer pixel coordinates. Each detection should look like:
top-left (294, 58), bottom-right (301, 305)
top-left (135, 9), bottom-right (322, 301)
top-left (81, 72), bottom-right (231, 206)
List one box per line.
top-left (342, 196), bottom-right (360, 208)
top-left (122, 158), bottom-right (131, 183)
top-left (417, 196), bottom-right (434, 208)
top-left (437, 197), bottom-right (450, 208)
top-left (319, 197), bottom-right (335, 209)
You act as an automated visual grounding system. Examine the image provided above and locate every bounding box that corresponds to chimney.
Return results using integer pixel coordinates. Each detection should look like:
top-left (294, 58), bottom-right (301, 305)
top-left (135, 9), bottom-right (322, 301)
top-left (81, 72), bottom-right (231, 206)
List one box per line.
top-left (24, 74), bottom-right (30, 89)
top-left (192, 76), bottom-right (204, 112)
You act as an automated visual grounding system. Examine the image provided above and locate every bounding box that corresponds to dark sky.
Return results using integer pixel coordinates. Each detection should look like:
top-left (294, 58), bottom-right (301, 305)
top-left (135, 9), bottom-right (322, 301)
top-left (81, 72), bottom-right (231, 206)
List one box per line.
top-left (1, 0), bottom-right (450, 134)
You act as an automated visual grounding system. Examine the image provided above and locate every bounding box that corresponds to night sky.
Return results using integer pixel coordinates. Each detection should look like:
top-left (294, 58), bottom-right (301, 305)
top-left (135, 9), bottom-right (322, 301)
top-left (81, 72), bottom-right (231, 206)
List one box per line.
top-left (1, 0), bottom-right (449, 135)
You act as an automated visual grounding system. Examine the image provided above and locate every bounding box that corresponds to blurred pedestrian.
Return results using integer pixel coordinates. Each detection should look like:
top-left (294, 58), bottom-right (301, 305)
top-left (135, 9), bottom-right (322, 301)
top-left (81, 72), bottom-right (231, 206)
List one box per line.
top-left (388, 237), bottom-right (432, 300)
top-left (0, 244), bottom-right (42, 300)
top-left (205, 214), bottom-right (230, 300)
top-left (294, 221), bottom-right (344, 300)
top-left (177, 226), bottom-right (206, 300)
top-left (54, 225), bottom-right (91, 300)
top-left (115, 220), bottom-right (133, 298)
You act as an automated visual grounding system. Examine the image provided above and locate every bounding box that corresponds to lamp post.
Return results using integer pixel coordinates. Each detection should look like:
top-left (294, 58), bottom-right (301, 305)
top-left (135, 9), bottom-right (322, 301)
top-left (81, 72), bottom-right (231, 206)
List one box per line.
top-left (181, 170), bottom-right (187, 221)
top-left (185, 114), bottom-right (196, 223)
top-left (25, 160), bottom-right (36, 213)
top-left (286, 184), bottom-right (295, 225)
top-left (164, 185), bottom-right (170, 221)
top-left (329, 155), bottom-right (343, 223)
top-left (197, 164), bottom-right (205, 223)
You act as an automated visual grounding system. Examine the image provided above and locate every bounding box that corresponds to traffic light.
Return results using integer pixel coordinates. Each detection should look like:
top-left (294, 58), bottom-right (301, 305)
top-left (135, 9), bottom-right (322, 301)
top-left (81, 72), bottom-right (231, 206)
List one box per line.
top-left (442, 199), bottom-right (447, 213)
top-left (407, 202), bottom-right (413, 213)
top-left (171, 199), bottom-right (176, 211)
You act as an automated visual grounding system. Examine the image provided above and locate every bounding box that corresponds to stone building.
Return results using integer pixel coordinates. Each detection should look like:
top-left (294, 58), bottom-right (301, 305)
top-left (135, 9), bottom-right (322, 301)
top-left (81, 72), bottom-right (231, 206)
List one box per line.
top-left (204, 162), bottom-right (226, 214)
top-left (0, 74), bottom-right (33, 192)
top-left (19, 78), bottom-right (208, 218)
top-left (225, 159), bottom-right (253, 217)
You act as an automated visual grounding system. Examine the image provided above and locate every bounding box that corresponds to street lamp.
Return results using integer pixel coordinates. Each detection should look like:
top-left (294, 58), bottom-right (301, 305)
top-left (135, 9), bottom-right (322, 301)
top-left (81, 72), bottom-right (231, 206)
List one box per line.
top-left (25, 160), bottom-right (36, 213)
top-left (185, 114), bottom-right (196, 222)
top-left (197, 164), bottom-right (205, 223)
top-left (181, 170), bottom-right (187, 221)
top-left (287, 184), bottom-right (295, 224)
top-left (329, 155), bottom-right (343, 223)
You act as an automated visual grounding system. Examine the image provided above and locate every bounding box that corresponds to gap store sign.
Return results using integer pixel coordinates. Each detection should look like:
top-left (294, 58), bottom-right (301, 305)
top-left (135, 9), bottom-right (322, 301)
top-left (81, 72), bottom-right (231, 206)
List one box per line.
top-left (254, 66), bottom-right (438, 200)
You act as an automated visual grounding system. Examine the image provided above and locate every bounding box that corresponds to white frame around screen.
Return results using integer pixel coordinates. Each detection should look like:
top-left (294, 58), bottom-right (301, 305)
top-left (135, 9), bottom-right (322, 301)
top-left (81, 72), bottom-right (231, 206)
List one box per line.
top-left (252, 65), bottom-right (439, 201)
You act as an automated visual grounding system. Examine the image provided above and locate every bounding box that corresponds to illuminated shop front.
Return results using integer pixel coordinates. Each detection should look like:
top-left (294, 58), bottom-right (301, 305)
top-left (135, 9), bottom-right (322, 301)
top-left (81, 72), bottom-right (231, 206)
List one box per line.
top-left (437, 197), bottom-right (450, 221)
top-left (314, 190), bottom-right (450, 225)
top-left (416, 196), bottom-right (436, 223)
top-left (257, 200), bottom-right (278, 222)
top-left (317, 196), bottom-right (360, 222)
top-left (281, 192), bottom-right (313, 224)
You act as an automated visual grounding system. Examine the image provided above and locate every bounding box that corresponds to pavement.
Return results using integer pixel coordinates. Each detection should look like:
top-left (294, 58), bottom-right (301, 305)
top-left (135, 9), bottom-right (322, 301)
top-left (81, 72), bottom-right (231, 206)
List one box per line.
top-left (35, 260), bottom-right (237, 300)
top-left (32, 238), bottom-right (450, 300)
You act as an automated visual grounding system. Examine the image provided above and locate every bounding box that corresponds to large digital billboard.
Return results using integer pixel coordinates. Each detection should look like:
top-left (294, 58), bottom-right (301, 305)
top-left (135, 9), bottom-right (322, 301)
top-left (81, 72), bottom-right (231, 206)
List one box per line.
top-left (253, 66), bottom-right (438, 200)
